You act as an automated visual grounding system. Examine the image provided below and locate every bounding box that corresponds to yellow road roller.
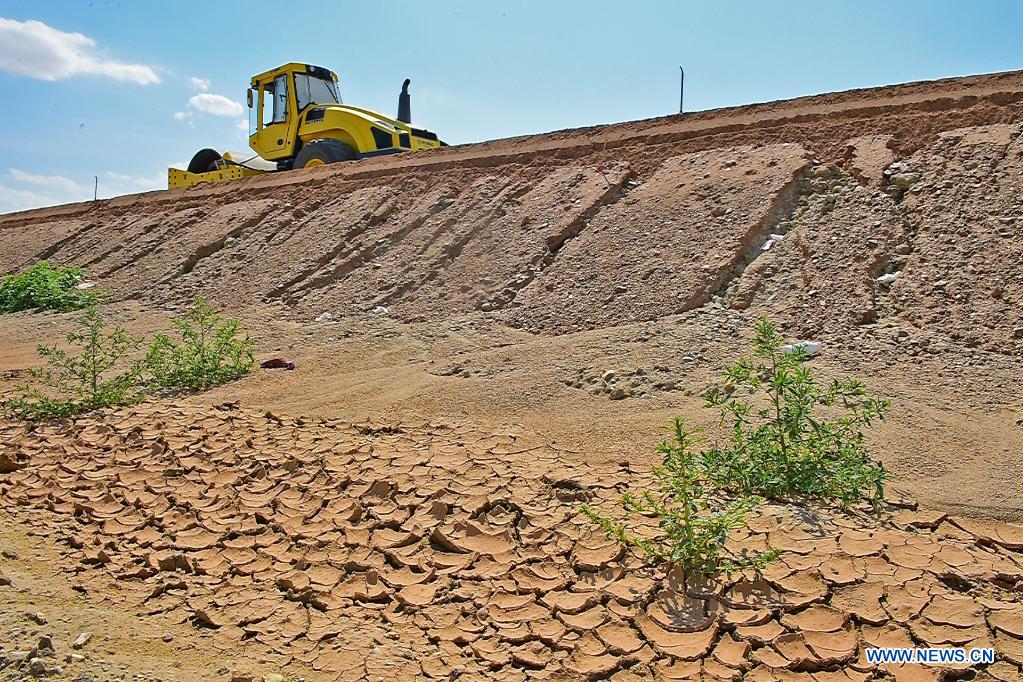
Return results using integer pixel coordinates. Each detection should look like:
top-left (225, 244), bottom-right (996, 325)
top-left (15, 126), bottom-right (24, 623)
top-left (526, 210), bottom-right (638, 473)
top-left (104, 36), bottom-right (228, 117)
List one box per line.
top-left (169, 63), bottom-right (444, 189)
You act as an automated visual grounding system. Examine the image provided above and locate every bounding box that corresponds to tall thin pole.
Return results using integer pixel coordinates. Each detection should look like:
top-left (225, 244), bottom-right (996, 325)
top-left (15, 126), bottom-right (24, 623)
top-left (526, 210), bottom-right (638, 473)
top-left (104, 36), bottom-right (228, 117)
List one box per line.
top-left (93, 176), bottom-right (98, 201)
top-left (679, 67), bottom-right (685, 114)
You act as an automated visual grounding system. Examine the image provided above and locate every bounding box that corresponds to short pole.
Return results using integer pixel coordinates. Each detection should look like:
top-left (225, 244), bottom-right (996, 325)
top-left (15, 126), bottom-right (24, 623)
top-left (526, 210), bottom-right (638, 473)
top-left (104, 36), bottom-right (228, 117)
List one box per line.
top-left (679, 67), bottom-right (685, 114)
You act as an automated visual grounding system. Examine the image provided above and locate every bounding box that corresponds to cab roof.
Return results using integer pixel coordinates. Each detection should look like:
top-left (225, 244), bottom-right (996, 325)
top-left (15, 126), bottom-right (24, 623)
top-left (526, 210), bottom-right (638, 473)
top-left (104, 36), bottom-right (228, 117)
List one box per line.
top-left (250, 63), bottom-right (339, 86)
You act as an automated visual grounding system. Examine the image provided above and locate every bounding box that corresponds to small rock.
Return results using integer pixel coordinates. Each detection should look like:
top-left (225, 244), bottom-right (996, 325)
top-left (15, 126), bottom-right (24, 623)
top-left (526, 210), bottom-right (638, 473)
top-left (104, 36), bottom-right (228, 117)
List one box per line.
top-left (72, 632), bottom-right (91, 650)
top-left (162, 633), bottom-right (174, 643)
top-left (782, 341), bottom-right (822, 357)
top-left (36, 635), bottom-right (54, 653)
top-left (25, 611), bottom-right (47, 625)
top-left (371, 306), bottom-right (389, 315)
top-left (890, 172), bottom-right (922, 190)
top-left (28, 657), bottom-right (48, 676)
top-left (6, 651), bottom-right (30, 666)
top-left (314, 312), bottom-right (333, 323)
top-left (876, 271), bottom-right (900, 285)
top-left (430, 363), bottom-right (464, 377)
top-left (608, 387), bottom-right (631, 400)
top-left (600, 370), bottom-right (617, 383)
top-left (80, 548), bottom-right (110, 565)
top-left (263, 674), bottom-right (285, 682)
top-left (231, 673), bottom-right (255, 682)
top-left (885, 161), bottom-right (911, 175)
top-left (65, 653), bottom-right (85, 663)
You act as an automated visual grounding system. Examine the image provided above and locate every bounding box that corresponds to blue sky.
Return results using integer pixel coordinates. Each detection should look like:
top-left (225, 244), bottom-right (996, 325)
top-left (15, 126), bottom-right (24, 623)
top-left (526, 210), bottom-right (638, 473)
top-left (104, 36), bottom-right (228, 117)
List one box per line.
top-left (1, 0), bottom-right (1021, 213)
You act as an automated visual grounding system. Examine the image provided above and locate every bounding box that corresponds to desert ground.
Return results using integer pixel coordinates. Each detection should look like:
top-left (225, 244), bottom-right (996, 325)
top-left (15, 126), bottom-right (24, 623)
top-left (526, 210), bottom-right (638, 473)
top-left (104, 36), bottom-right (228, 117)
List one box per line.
top-left (1, 70), bottom-right (1023, 681)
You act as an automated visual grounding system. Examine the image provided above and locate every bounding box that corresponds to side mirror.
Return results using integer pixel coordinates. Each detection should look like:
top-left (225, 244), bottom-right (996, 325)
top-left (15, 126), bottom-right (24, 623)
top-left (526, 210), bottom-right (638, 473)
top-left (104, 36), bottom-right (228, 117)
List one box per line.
top-left (246, 89), bottom-right (253, 108)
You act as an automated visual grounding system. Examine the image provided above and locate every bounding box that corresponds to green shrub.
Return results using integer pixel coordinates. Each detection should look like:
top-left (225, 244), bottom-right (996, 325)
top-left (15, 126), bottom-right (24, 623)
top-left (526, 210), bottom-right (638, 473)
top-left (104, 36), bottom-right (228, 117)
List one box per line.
top-left (4, 306), bottom-right (142, 420)
top-left (582, 417), bottom-right (777, 581)
top-left (701, 318), bottom-right (890, 505)
top-left (0, 262), bottom-right (98, 314)
top-left (5, 301), bottom-right (256, 421)
top-left (143, 299), bottom-right (254, 391)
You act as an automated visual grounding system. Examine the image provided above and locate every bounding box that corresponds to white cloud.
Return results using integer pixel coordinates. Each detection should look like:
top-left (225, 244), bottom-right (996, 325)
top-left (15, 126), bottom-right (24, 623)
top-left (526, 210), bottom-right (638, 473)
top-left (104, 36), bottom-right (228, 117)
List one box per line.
top-left (0, 167), bottom-right (165, 214)
top-left (0, 17), bottom-right (160, 84)
top-left (0, 183), bottom-right (67, 214)
top-left (103, 171), bottom-right (164, 191)
top-left (189, 76), bottom-right (210, 91)
top-left (7, 168), bottom-right (83, 196)
top-left (236, 119), bottom-right (249, 133)
top-left (0, 168), bottom-right (88, 213)
top-left (188, 93), bottom-right (243, 117)
top-left (173, 110), bottom-right (195, 128)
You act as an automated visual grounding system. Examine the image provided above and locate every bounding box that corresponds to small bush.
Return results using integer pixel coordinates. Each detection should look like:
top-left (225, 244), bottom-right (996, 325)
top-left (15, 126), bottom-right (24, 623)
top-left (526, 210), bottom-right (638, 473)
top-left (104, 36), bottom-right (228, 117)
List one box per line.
top-left (144, 299), bottom-right (254, 391)
top-left (582, 417), bottom-right (777, 581)
top-left (701, 318), bottom-right (890, 505)
top-left (0, 262), bottom-right (98, 314)
top-left (4, 306), bottom-right (142, 420)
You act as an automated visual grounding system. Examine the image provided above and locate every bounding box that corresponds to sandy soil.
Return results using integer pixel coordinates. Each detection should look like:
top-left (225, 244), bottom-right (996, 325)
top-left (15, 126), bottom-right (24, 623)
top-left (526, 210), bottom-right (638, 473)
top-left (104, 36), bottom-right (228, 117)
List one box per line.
top-left (2, 70), bottom-right (1023, 680)
top-left (0, 511), bottom-right (226, 681)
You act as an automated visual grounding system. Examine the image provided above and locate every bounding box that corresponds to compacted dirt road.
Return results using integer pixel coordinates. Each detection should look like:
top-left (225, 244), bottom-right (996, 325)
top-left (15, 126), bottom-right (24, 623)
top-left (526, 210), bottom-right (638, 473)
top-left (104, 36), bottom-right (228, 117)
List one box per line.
top-left (1, 70), bottom-right (1023, 680)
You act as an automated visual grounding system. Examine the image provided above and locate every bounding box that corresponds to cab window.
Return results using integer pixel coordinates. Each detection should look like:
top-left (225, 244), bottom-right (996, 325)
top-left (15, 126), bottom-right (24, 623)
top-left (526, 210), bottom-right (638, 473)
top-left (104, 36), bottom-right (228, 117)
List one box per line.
top-left (247, 89), bottom-right (257, 136)
top-left (294, 74), bottom-right (341, 111)
top-left (261, 84), bottom-right (273, 128)
top-left (272, 74), bottom-right (288, 123)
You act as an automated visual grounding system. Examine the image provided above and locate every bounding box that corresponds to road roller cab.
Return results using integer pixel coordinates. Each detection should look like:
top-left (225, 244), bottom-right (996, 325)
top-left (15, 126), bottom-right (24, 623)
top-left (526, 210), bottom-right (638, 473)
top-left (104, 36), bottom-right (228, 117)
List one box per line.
top-left (169, 63), bottom-right (443, 188)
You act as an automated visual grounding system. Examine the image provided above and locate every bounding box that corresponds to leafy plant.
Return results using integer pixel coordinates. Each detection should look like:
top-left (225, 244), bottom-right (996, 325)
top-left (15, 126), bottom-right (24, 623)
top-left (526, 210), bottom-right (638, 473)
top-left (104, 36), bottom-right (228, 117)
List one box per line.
top-left (5, 300), bottom-right (257, 422)
top-left (0, 261), bottom-right (98, 314)
top-left (143, 298), bottom-right (254, 391)
top-left (4, 305), bottom-right (142, 420)
top-left (582, 417), bottom-right (777, 581)
top-left (701, 318), bottom-right (890, 505)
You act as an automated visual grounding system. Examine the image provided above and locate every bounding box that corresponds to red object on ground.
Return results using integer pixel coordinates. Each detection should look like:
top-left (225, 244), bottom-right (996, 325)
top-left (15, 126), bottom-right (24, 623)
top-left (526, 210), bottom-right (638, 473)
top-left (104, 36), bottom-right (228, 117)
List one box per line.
top-left (260, 358), bottom-right (295, 370)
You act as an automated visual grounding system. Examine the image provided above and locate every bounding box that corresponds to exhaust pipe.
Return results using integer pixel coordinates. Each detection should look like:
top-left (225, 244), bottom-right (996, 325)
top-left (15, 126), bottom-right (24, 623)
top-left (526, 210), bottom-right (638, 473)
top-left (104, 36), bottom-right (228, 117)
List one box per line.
top-left (397, 78), bottom-right (411, 124)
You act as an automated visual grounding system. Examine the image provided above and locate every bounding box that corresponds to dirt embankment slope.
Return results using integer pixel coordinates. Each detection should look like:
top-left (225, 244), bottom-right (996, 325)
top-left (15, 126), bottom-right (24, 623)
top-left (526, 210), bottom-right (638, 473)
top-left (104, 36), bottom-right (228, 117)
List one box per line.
top-left (1, 70), bottom-right (1022, 352)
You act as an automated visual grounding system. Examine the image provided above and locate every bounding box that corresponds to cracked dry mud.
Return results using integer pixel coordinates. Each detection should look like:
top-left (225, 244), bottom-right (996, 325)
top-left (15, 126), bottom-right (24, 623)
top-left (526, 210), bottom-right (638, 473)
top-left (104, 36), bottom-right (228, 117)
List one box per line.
top-left (2, 70), bottom-right (1023, 680)
top-left (2, 404), bottom-right (1023, 681)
